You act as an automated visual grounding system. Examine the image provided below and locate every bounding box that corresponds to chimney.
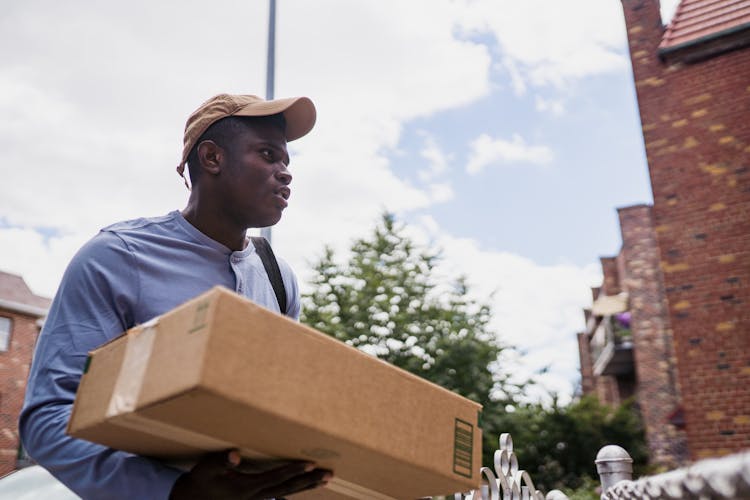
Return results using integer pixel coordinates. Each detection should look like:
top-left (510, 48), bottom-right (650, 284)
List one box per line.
top-left (600, 256), bottom-right (621, 295)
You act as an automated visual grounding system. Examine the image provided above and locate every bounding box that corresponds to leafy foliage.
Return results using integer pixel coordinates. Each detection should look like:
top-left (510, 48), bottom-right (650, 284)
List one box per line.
top-left (301, 212), bottom-right (502, 407)
top-left (301, 212), bottom-right (517, 465)
top-left (301, 212), bottom-right (650, 495)
top-left (484, 396), bottom-right (649, 493)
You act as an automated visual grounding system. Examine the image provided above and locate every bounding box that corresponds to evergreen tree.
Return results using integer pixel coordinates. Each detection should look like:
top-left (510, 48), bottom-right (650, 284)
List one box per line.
top-left (301, 212), bottom-right (649, 495)
top-left (302, 212), bottom-right (503, 407)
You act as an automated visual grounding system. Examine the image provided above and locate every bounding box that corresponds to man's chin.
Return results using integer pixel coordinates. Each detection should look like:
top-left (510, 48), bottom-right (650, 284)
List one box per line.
top-left (258, 212), bottom-right (283, 229)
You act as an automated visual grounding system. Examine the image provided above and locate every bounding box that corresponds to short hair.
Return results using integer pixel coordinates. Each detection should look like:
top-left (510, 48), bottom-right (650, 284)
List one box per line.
top-left (186, 114), bottom-right (286, 184)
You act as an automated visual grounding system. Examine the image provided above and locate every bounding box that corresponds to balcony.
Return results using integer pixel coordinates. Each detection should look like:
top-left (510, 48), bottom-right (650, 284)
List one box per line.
top-left (591, 314), bottom-right (634, 377)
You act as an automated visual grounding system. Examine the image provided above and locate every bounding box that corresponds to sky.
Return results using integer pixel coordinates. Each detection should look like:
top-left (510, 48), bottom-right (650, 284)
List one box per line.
top-left (0, 0), bottom-right (681, 403)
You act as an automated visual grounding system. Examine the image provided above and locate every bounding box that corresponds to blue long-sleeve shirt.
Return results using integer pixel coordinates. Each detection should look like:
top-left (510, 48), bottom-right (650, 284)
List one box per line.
top-left (20, 211), bottom-right (300, 500)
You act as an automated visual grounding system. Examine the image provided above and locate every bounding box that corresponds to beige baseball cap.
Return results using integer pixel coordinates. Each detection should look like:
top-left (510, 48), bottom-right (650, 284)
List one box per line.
top-left (176, 93), bottom-right (316, 178)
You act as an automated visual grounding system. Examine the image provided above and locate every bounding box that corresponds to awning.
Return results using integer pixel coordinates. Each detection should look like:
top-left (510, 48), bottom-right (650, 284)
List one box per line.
top-left (592, 292), bottom-right (629, 316)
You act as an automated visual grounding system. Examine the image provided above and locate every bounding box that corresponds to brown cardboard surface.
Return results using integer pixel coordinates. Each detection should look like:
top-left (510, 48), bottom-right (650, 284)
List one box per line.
top-left (68, 286), bottom-right (482, 499)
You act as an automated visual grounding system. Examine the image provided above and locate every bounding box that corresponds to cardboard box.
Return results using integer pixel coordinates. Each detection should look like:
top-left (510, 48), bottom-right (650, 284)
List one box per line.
top-left (68, 286), bottom-right (482, 499)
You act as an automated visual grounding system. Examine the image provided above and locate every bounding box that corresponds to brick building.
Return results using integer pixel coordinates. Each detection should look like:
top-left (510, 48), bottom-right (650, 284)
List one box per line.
top-left (0, 271), bottom-right (50, 476)
top-left (580, 0), bottom-right (749, 465)
top-left (579, 205), bottom-right (689, 467)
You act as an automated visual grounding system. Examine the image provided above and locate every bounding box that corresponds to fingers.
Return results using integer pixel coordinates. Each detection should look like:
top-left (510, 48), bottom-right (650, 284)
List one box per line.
top-left (189, 451), bottom-right (239, 481)
top-left (178, 450), bottom-right (333, 500)
top-left (227, 452), bottom-right (313, 475)
top-left (230, 460), bottom-right (319, 491)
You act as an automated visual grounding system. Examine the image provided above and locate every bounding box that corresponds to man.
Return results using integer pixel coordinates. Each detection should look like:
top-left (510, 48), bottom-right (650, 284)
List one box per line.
top-left (20, 94), bottom-right (332, 499)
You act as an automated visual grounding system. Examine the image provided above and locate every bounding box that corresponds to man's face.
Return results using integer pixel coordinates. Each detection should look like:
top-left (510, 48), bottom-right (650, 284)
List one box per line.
top-left (218, 121), bottom-right (291, 229)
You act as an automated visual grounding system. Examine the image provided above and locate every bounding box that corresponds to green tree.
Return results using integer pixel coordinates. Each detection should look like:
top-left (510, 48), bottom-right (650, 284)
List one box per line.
top-left (301, 212), bottom-right (650, 494)
top-left (302, 212), bottom-right (503, 407)
top-left (301, 212), bottom-right (521, 467)
top-left (484, 396), bottom-right (649, 494)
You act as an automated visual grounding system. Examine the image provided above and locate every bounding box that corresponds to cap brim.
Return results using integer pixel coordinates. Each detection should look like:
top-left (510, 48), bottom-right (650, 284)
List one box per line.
top-left (234, 96), bottom-right (316, 142)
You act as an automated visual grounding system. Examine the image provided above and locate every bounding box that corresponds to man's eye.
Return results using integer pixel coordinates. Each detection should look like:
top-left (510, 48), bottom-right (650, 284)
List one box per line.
top-left (261, 149), bottom-right (274, 160)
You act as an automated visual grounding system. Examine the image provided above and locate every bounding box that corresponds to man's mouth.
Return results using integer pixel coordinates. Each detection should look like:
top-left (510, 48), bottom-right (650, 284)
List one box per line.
top-left (276, 187), bottom-right (291, 201)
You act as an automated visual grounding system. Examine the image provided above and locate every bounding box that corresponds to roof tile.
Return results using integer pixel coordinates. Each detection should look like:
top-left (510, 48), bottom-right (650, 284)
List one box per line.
top-left (660, 0), bottom-right (750, 50)
top-left (0, 271), bottom-right (51, 310)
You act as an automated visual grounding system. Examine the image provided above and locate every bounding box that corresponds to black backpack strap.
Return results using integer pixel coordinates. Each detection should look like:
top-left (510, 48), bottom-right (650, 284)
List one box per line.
top-left (250, 236), bottom-right (288, 314)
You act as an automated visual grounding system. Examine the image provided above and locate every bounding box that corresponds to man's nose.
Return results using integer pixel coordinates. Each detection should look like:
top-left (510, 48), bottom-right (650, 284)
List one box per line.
top-left (276, 165), bottom-right (292, 185)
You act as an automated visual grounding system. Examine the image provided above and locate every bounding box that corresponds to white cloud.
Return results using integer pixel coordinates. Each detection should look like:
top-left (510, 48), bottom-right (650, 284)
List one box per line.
top-left (455, 250), bottom-right (600, 401)
top-left (466, 133), bottom-right (554, 175)
top-left (417, 132), bottom-right (451, 182)
top-left (427, 183), bottom-right (454, 203)
top-left (0, 0), bottom-right (617, 403)
top-left (0, 73), bottom-right (185, 233)
top-left (0, 228), bottom-right (87, 298)
top-left (457, 0), bottom-right (630, 89)
top-left (501, 57), bottom-right (527, 97)
top-left (535, 95), bottom-right (565, 116)
top-left (416, 214), bottom-right (441, 235)
top-left (407, 219), bottom-right (602, 401)
top-left (661, 0), bottom-right (681, 24)
top-left (0, 0), bottom-right (493, 290)
top-left (413, 132), bottom-right (455, 204)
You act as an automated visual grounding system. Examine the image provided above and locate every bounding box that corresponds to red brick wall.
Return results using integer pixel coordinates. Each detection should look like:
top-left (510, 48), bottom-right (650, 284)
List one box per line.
top-left (618, 204), bottom-right (688, 466)
top-left (621, 0), bottom-right (750, 459)
top-left (0, 310), bottom-right (41, 475)
top-left (600, 257), bottom-right (621, 295)
top-left (578, 332), bottom-right (596, 395)
top-left (596, 374), bottom-right (622, 407)
top-left (616, 252), bottom-right (628, 295)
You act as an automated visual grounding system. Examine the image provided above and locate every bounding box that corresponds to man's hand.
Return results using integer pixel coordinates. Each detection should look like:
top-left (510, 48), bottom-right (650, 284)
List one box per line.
top-left (169, 450), bottom-right (333, 500)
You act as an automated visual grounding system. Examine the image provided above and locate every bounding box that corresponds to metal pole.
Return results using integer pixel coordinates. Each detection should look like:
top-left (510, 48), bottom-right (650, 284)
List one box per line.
top-left (261, 0), bottom-right (276, 243)
top-left (265, 0), bottom-right (276, 102)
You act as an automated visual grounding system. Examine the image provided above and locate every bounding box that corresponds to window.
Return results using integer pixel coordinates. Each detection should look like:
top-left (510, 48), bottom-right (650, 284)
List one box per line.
top-left (0, 317), bottom-right (11, 351)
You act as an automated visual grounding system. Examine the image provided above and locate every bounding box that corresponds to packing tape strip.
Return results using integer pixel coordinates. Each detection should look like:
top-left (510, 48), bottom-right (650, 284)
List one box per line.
top-left (111, 411), bottom-right (396, 500)
top-left (106, 317), bottom-right (159, 418)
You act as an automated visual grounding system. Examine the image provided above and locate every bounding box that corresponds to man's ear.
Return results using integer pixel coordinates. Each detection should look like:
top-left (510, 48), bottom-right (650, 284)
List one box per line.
top-left (196, 140), bottom-right (224, 175)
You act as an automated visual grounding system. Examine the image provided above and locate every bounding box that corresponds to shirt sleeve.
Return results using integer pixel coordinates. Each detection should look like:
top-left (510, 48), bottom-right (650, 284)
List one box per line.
top-left (19, 231), bottom-right (183, 500)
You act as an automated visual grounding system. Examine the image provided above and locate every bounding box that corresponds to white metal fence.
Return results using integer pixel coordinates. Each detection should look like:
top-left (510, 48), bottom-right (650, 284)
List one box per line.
top-left (596, 445), bottom-right (750, 499)
top-left (442, 434), bottom-right (750, 500)
top-left (440, 433), bottom-right (569, 500)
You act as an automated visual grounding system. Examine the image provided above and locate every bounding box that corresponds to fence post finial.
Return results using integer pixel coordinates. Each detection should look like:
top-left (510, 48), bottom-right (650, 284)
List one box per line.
top-left (595, 445), bottom-right (633, 496)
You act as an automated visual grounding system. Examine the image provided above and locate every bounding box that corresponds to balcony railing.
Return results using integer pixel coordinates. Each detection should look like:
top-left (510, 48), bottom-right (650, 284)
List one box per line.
top-left (591, 316), bottom-right (634, 377)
